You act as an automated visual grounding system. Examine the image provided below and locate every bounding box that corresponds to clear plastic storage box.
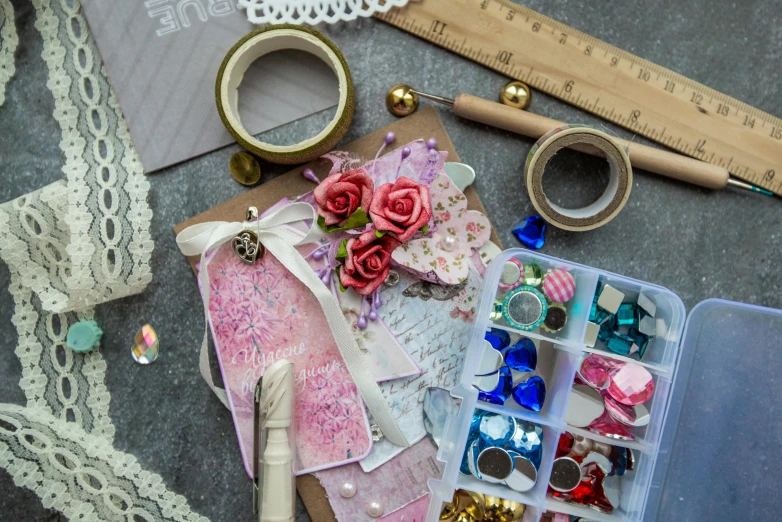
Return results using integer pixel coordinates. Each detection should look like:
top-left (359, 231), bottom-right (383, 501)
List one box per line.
top-left (426, 248), bottom-right (782, 522)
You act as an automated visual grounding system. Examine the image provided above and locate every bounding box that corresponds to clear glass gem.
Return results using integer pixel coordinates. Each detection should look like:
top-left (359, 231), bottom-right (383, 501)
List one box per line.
top-left (131, 324), bottom-right (159, 364)
top-left (479, 413), bottom-right (516, 446)
top-left (422, 387), bottom-right (459, 448)
top-left (512, 215), bottom-right (546, 250)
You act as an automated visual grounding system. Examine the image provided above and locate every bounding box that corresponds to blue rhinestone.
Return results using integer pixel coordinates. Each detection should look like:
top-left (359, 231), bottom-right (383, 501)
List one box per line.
top-left (461, 433), bottom-right (483, 475)
top-left (507, 420), bottom-right (543, 452)
top-left (479, 413), bottom-right (516, 446)
top-left (478, 367), bottom-right (513, 405)
top-left (611, 447), bottom-right (629, 476)
top-left (485, 328), bottom-right (511, 350)
top-left (512, 215), bottom-right (546, 250)
top-left (503, 337), bottom-right (537, 373)
top-left (466, 438), bottom-right (486, 478)
top-left (470, 409), bottom-right (488, 435)
top-left (512, 376), bottom-right (546, 412)
top-left (508, 445), bottom-right (543, 470)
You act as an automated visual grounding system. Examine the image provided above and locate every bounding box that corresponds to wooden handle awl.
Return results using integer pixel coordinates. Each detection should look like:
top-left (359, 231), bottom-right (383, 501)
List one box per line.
top-left (453, 93), bottom-right (729, 190)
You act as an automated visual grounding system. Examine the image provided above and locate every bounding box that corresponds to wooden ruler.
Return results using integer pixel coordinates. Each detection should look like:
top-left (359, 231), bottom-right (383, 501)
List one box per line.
top-left (377, 0), bottom-right (782, 196)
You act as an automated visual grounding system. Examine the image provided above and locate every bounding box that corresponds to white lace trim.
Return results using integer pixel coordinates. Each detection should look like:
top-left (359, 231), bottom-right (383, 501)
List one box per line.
top-left (0, 404), bottom-right (209, 522)
top-left (0, 0), bottom-right (17, 106)
top-left (0, 0), bottom-right (206, 519)
top-left (239, 0), bottom-right (409, 25)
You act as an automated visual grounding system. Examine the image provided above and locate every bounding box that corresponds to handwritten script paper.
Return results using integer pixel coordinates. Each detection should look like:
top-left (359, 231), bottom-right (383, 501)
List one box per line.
top-left (360, 266), bottom-right (483, 471)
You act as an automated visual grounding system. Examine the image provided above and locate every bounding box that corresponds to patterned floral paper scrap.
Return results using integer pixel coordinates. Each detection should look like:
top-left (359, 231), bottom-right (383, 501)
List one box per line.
top-left (316, 438), bottom-right (441, 522)
top-left (360, 264), bottom-right (483, 472)
top-left (205, 243), bottom-right (372, 477)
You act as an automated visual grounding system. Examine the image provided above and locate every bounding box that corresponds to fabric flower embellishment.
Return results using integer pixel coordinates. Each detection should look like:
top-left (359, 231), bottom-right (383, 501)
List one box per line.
top-left (369, 176), bottom-right (432, 242)
top-left (392, 172), bottom-right (491, 285)
top-left (337, 230), bottom-right (401, 296)
top-left (314, 168), bottom-right (373, 231)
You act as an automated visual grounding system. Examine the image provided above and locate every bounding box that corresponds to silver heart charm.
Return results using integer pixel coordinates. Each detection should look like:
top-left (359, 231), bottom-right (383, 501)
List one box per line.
top-left (232, 230), bottom-right (262, 264)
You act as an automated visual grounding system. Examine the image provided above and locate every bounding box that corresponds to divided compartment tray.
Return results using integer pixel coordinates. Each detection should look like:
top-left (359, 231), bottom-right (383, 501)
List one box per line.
top-left (426, 249), bottom-right (686, 522)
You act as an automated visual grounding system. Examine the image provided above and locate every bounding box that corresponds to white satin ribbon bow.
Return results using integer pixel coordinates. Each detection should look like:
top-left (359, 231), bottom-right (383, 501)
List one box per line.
top-left (176, 202), bottom-right (408, 448)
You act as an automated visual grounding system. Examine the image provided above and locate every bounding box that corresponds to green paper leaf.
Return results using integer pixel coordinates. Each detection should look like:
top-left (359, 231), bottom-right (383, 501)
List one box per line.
top-left (317, 208), bottom-right (371, 233)
top-left (420, 225), bottom-right (429, 234)
top-left (336, 268), bottom-right (347, 292)
top-left (336, 240), bottom-right (348, 260)
top-left (375, 229), bottom-right (387, 238)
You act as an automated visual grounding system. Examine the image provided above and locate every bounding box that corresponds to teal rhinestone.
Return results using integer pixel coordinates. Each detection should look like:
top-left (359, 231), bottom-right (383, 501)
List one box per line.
top-left (616, 303), bottom-right (638, 327)
top-left (606, 332), bottom-right (638, 356)
top-left (597, 314), bottom-right (618, 342)
top-left (629, 328), bottom-right (651, 359)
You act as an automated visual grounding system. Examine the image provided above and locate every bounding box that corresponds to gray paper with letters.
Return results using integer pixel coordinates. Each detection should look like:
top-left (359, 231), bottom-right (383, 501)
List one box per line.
top-left (79, 1), bottom-right (339, 172)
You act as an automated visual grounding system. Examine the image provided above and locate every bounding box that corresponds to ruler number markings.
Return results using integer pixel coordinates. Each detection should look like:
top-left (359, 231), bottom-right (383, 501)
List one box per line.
top-left (381, 0), bottom-right (782, 195)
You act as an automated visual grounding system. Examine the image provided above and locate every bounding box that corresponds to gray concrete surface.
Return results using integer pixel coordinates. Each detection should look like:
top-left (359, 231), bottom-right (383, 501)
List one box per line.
top-left (0, 0), bottom-right (780, 520)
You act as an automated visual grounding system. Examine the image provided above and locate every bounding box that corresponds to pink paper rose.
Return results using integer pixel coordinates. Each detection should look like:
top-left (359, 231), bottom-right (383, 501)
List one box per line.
top-left (339, 230), bottom-right (400, 296)
top-left (369, 176), bottom-right (432, 242)
top-left (314, 169), bottom-right (374, 227)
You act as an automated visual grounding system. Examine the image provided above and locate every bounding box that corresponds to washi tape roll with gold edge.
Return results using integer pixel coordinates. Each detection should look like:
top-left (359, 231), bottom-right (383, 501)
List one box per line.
top-left (216, 24), bottom-right (355, 165)
top-left (525, 125), bottom-right (633, 231)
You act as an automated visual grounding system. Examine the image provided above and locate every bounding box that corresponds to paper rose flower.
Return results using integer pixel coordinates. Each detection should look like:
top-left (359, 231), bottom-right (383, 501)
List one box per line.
top-left (314, 168), bottom-right (374, 229)
top-left (369, 176), bottom-right (432, 242)
top-left (338, 230), bottom-right (401, 296)
top-left (392, 172), bottom-right (491, 285)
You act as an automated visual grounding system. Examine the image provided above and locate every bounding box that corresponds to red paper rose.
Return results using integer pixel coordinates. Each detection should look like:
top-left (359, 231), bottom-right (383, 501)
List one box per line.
top-left (338, 231), bottom-right (400, 296)
top-left (368, 177), bottom-right (432, 242)
top-left (314, 169), bottom-right (374, 228)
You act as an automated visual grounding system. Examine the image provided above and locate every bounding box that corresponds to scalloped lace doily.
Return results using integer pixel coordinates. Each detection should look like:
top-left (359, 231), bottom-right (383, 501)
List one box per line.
top-left (239, 0), bottom-right (410, 25)
top-left (0, 0), bottom-right (206, 519)
top-left (0, 0), bottom-right (18, 106)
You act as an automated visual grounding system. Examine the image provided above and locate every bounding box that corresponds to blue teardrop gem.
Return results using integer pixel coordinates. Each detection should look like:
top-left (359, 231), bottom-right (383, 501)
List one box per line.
top-left (512, 215), bottom-right (546, 250)
top-left (485, 328), bottom-right (511, 350)
top-left (512, 376), bottom-right (546, 412)
top-left (503, 337), bottom-right (538, 373)
top-left (478, 367), bottom-right (513, 405)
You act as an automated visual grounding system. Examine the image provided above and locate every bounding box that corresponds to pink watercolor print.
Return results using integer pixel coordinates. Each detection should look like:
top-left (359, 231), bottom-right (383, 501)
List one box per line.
top-left (205, 243), bottom-right (373, 476)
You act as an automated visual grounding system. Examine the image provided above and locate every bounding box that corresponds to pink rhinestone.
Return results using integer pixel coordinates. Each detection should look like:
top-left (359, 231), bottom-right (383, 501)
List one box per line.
top-left (606, 363), bottom-right (654, 406)
top-left (588, 410), bottom-right (635, 441)
top-left (578, 354), bottom-right (624, 390)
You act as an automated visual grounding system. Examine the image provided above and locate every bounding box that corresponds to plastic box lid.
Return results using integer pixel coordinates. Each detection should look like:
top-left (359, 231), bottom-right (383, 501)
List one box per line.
top-left (644, 299), bottom-right (782, 521)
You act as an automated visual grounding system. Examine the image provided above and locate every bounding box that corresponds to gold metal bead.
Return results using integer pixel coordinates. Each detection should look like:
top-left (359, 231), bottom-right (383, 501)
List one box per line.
top-left (499, 80), bottom-right (532, 110)
top-left (483, 495), bottom-right (525, 522)
top-left (230, 151), bottom-right (262, 186)
top-left (386, 84), bottom-right (419, 117)
top-left (440, 490), bottom-right (485, 522)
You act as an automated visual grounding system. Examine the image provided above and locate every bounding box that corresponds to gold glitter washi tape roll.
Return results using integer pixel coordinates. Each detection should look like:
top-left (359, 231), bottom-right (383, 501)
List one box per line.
top-left (216, 25), bottom-right (354, 165)
top-left (525, 125), bottom-right (633, 231)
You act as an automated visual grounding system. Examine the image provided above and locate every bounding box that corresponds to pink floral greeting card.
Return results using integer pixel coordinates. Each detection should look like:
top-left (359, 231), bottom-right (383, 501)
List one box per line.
top-left (204, 243), bottom-right (373, 477)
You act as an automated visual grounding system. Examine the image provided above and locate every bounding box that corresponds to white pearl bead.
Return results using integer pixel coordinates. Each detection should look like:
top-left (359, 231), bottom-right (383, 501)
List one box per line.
top-left (366, 500), bottom-right (384, 518)
top-left (440, 235), bottom-right (459, 252)
top-left (339, 482), bottom-right (356, 499)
